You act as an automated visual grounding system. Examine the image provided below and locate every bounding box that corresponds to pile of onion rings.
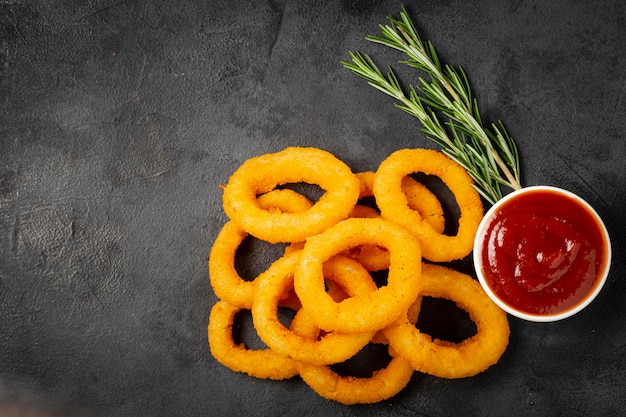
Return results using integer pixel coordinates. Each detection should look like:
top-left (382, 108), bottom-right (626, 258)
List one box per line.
top-left (208, 146), bottom-right (510, 404)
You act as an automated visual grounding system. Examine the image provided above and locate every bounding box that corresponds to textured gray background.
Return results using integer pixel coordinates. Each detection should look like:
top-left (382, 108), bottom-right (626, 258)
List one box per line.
top-left (1, 0), bottom-right (626, 416)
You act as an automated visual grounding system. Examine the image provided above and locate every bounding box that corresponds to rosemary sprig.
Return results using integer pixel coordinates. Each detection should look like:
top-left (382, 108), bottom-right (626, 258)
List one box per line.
top-left (342, 7), bottom-right (522, 205)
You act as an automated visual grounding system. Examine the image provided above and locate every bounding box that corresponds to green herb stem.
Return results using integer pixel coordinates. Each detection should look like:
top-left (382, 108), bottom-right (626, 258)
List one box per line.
top-left (342, 6), bottom-right (522, 205)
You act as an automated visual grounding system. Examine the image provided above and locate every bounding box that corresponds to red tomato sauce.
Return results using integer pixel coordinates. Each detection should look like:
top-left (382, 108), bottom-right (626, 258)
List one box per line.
top-left (480, 189), bottom-right (608, 315)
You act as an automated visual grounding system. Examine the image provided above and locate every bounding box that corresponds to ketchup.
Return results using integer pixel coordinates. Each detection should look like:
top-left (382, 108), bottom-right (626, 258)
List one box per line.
top-left (480, 188), bottom-right (608, 316)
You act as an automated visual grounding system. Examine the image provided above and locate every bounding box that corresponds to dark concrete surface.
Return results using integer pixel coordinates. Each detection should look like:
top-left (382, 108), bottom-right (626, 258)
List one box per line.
top-left (1, 0), bottom-right (626, 416)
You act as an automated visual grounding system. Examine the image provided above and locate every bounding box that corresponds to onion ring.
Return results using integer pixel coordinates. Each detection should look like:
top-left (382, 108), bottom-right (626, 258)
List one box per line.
top-left (222, 147), bottom-right (360, 243)
top-left (373, 148), bottom-right (483, 262)
top-left (383, 263), bottom-right (510, 378)
top-left (252, 252), bottom-right (378, 366)
top-left (402, 176), bottom-right (445, 234)
top-left (296, 347), bottom-right (414, 405)
top-left (291, 305), bottom-right (414, 405)
top-left (344, 204), bottom-right (389, 272)
top-left (348, 204), bottom-right (380, 219)
top-left (208, 300), bottom-right (299, 380)
top-left (355, 171), bottom-right (377, 199)
top-left (208, 189), bottom-right (313, 308)
top-left (294, 217), bottom-right (422, 333)
top-left (347, 172), bottom-right (444, 271)
top-left (354, 171), bottom-right (445, 233)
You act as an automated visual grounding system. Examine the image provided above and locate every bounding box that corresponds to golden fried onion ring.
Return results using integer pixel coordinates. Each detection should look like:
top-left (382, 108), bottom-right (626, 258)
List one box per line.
top-left (347, 172), bottom-right (445, 271)
top-left (296, 349), bottom-right (413, 405)
top-left (344, 204), bottom-right (389, 272)
top-left (222, 147), bottom-right (360, 243)
top-left (293, 302), bottom-right (414, 405)
top-left (253, 252), bottom-right (377, 366)
top-left (402, 176), bottom-right (445, 234)
top-left (355, 171), bottom-right (376, 199)
top-left (383, 263), bottom-right (510, 378)
top-left (209, 189), bottom-right (313, 308)
top-left (290, 272), bottom-right (414, 404)
top-left (373, 148), bottom-right (483, 262)
top-left (208, 300), bottom-right (299, 380)
top-left (355, 171), bottom-right (445, 233)
top-left (294, 217), bottom-right (422, 333)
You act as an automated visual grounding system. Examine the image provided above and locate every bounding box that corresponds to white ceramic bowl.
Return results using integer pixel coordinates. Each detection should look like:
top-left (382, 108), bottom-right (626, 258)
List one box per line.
top-left (473, 186), bottom-right (612, 322)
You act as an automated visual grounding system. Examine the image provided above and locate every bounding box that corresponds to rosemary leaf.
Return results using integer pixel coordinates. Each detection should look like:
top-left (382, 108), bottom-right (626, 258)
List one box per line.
top-left (342, 6), bottom-right (522, 204)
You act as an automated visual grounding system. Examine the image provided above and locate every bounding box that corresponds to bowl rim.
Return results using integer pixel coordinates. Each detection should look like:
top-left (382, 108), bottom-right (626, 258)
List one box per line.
top-left (472, 185), bottom-right (612, 322)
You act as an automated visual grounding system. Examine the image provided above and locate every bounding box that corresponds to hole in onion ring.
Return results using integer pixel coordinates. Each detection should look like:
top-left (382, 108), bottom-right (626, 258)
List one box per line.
top-left (277, 306), bottom-right (298, 329)
top-left (232, 307), bottom-right (298, 349)
top-left (369, 269), bottom-right (389, 288)
top-left (232, 309), bottom-right (266, 349)
top-left (277, 182), bottom-right (325, 203)
top-left (234, 235), bottom-right (288, 282)
top-left (329, 343), bottom-right (393, 378)
top-left (409, 172), bottom-right (460, 236)
top-left (416, 296), bottom-right (477, 344)
top-left (357, 195), bottom-right (379, 212)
